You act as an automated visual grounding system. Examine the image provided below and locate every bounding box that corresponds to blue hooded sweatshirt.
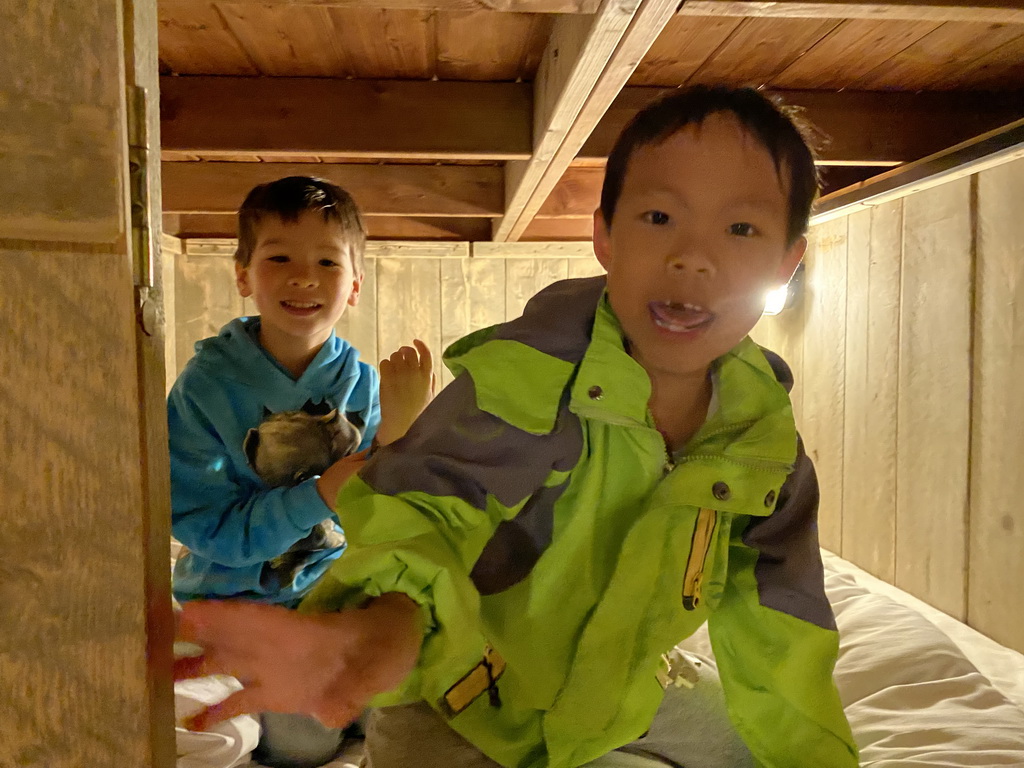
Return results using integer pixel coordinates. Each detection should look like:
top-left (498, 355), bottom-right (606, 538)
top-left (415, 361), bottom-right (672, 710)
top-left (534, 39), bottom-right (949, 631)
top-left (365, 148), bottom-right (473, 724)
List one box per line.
top-left (169, 317), bottom-right (380, 605)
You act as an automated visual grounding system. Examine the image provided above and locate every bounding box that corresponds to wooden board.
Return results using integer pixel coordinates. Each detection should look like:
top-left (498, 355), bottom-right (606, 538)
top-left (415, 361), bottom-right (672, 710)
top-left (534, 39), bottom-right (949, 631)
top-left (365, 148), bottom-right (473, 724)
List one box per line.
top-left (840, 203), bottom-right (901, 582)
top-left (969, 159), bottom-right (1024, 652)
top-left (896, 177), bottom-right (972, 620)
top-left (770, 18), bottom-right (941, 89)
top-left (162, 161), bottom-right (504, 217)
top-left (851, 21), bottom-right (1024, 90)
top-left (628, 15), bottom-right (744, 86)
top-left (174, 249), bottom-right (246, 376)
top-left (157, 0), bottom-right (258, 75)
top-left (504, 258), bottom-right (569, 319)
top-left (336, 258), bottom-right (379, 369)
top-left (376, 258), bottom-right (445, 385)
top-left (688, 17), bottom-right (842, 87)
top-left (800, 217), bottom-right (849, 553)
top-left (435, 11), bottom-right (552, 81)
top-left (0, 251), bottom-right (163, 765)
top-left (160, 77), bottom-right (533, 160)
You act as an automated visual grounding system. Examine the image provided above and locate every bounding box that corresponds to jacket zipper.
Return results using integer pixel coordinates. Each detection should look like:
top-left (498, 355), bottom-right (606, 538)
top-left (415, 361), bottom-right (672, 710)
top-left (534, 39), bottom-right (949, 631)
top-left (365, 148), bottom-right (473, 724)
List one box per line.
top-left (682, 507), bottom-right (717, 610)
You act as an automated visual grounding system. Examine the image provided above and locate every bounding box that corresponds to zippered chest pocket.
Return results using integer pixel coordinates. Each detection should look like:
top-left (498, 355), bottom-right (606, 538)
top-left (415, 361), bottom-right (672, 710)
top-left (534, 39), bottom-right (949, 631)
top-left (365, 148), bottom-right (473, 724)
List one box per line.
top-left (681, 508), bottom-right (732, 612)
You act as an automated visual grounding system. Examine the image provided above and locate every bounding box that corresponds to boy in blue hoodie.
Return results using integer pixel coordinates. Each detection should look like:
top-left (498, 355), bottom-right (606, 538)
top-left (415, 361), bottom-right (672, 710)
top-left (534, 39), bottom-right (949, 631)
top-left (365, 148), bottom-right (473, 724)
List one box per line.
top-left (169, 176), bottom-right (432, 767)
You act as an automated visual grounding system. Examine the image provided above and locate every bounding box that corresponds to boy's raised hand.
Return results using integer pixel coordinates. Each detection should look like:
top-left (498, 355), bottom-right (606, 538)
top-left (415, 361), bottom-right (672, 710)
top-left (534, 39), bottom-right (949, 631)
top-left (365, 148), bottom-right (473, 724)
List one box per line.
top-left (376, 338), bottom-right (435, 447)
top-left (174, 593), bottom-right (423, 730)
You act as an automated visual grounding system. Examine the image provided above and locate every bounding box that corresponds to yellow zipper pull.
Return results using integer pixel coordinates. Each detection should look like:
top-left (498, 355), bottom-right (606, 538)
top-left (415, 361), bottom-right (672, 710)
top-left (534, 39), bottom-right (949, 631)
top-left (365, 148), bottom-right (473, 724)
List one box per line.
top-left (682, 507), bottom-right (717, 610)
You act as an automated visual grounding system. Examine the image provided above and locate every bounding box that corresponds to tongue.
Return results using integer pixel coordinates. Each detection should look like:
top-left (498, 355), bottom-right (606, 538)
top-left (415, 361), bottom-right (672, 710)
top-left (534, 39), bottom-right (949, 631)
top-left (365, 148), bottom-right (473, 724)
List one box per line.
top-left (651, 302), bottom-right (712, 332)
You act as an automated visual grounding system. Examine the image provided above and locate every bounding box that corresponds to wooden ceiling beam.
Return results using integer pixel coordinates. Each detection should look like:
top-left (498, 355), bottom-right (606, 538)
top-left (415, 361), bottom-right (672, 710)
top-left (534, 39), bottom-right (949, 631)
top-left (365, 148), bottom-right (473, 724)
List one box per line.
top-left (156, 0), bottom-right (1021, 20)
top-left (493, 0), bottom-right (680, 242)
top-left (162, 161), bottom-right (504, 217)
top-left (160, 77), bottom-right (1024, 168)
top-left (678, 0), bottom-right (1024, 24)
top-left (582, 88), bottom-right (1024, 165)
top-left (160, 77), bottom-right (532, 161)
top-left (163, 213), bottom-right (495, 241)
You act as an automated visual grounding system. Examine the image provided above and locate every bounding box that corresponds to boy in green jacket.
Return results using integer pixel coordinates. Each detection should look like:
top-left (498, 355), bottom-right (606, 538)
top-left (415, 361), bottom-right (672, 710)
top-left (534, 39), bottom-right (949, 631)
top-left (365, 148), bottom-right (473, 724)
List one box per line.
top-left (175, 85), bottom-right (859, 768)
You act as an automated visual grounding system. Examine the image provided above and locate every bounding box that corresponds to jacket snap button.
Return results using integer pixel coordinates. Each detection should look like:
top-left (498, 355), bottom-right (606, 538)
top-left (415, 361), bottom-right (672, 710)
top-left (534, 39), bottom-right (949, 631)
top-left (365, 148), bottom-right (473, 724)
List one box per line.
top-left (764, 490), bottom-right (777, 507)
top-left (588, 385), bottom-right (603, 400)
top-left (712, 481), bottom-right (731, 501)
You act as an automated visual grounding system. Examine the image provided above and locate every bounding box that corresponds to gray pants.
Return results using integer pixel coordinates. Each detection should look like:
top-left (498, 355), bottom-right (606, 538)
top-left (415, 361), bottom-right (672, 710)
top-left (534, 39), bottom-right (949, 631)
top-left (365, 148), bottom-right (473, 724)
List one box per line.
top-left (253, 712), bottom-right (347, 768)
top-left (361, 658), bottom-right (754, 768)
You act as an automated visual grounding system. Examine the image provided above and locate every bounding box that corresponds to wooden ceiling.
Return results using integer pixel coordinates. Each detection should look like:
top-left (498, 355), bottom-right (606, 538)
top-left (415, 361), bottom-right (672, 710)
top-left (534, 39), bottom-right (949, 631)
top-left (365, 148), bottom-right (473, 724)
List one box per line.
top-left (158, 0), bottom-right (1024, 241)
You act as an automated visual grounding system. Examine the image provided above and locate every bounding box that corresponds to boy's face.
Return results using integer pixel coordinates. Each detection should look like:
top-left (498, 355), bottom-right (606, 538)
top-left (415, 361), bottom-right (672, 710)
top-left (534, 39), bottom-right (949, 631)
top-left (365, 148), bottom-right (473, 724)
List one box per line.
top-left (594, 112), bottom-right (806, 383)
top-left (235, 211), bottom-right (362, 355)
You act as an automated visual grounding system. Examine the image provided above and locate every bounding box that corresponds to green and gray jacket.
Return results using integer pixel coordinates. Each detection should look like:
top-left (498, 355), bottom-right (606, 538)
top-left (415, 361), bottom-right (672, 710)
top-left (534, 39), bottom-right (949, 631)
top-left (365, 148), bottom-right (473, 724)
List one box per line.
top-left (303, 276), bottom-right (858, 768)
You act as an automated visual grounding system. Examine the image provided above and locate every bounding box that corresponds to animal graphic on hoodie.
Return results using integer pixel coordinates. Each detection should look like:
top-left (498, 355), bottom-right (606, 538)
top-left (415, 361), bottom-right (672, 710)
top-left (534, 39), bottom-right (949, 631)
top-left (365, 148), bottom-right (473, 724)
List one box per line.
top-left (242, 399), bottom-right (362, 587)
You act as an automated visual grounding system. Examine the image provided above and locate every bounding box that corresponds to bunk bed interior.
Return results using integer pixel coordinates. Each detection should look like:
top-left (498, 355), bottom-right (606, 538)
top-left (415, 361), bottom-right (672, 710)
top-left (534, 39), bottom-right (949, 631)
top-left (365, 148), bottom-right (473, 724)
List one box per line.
top-left (158, 1), bottom-right (1024, 764)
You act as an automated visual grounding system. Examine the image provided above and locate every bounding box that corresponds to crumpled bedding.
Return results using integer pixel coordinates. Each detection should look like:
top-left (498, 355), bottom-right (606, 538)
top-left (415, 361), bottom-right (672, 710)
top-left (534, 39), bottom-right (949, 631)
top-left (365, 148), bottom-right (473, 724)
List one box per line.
top-left (174, 549), bottom-right (1024, 768)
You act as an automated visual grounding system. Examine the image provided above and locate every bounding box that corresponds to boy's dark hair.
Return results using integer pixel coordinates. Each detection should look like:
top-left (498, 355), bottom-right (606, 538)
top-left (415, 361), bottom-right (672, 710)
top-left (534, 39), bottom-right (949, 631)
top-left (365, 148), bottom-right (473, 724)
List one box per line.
top-left (235, 176), bottom-right (367, 271)
top-left (600, 85), bottom-right (819, 246)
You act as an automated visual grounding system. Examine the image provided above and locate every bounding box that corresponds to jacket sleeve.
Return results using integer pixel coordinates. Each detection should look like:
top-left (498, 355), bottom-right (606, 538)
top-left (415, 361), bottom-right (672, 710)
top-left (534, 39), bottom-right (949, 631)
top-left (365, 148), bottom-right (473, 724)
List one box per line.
top-left (168, 378), bottom-right (335, 567)
top-left (708, 435), bottom-right (859, 768)
top-left (300, 372), bottom-right (581, 706)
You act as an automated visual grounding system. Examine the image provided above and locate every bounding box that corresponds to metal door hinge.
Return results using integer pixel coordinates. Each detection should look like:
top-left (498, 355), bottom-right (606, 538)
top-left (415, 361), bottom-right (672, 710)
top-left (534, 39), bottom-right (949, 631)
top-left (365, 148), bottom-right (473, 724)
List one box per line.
top-left (127, 85), bottom-right (157, 335)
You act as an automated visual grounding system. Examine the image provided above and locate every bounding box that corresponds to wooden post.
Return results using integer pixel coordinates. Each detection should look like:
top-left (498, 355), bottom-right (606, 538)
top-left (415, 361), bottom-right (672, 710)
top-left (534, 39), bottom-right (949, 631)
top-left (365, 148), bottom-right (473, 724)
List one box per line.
top-left (0, 0), bottom-right (175, 764)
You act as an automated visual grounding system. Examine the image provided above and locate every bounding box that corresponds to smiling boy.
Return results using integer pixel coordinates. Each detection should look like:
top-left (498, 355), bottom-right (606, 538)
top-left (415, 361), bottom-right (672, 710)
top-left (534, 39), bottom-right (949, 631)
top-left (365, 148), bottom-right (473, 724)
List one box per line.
top-left (168, 176), bottom-right (432, 767)
top-left (175, 89), bottom-right (859, 768)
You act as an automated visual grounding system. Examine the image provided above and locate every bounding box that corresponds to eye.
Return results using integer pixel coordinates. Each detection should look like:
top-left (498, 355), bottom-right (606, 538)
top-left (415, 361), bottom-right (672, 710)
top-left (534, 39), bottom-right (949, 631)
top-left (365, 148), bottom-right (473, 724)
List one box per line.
top-left (319, 258), bottom-right (341, 268)
top-left (267, 255), bottom-right (289, 263)
top-left (729, 222), bottom-right (757, 237)
top-left (642, 210), bottom-right (671, 226)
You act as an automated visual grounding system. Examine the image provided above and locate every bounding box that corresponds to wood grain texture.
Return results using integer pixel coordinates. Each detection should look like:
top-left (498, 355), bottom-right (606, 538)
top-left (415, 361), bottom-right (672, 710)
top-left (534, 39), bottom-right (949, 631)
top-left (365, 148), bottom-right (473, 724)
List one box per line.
top-left (0, 252), bottom-right (153, 765)
top-left (336, 258), bottom-right (379, 369)
top-left (689, 17), bottom-right (842, 87)
top-left (159, 77), bottom-right (532, 160)
top-left (801, 217), bottom-right (849, 553)
top-left (504, 258), bottom-right (569, 319)
top-left (157, 1), bottom-right (259, 75)
top-left (435, 11), bottom-right (552, 81)
top-left (628, 15), bottom-right (744, 86)
top-left (841, 203), bottom-right (901, 582)
top-left (896, 177), bottom-right (972, 619)
top-left (969, 159), bottom-right (1024, 652)
top-left (0, 0), bottom-right (126, 244)
top-left (851, 21), bottom-right (1024, 90)
top-left (162, 161), bottom-right (504, 217)
top-left (680, 0), bottom-right (1024, 23)
top-left (770, 18), bottom-right (941, 89)
top-left (377, 258), bottom-right (444, 385)
top-left (174, 249), bottom-right (245, 377)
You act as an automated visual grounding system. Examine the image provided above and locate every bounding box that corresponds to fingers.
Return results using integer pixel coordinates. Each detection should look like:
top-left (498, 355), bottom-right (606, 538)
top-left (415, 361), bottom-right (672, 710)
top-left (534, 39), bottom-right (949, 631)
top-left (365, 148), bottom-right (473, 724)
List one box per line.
top-left (381, 340), bottom-right (433, 378)
top-left (412, 338), bottom-right (433, 374)
top-left (174, 653), bottom-right (209, 682)
top-left (185, 689), bottom-right (260, 731)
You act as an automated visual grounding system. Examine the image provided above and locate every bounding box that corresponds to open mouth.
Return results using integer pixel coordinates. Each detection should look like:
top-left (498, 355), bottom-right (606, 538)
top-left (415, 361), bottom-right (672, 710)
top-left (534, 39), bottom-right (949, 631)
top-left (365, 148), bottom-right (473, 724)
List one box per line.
top-left (649, 301), bottom-right (715, 334)
top-left (281, 300), bottom-right (322, 314)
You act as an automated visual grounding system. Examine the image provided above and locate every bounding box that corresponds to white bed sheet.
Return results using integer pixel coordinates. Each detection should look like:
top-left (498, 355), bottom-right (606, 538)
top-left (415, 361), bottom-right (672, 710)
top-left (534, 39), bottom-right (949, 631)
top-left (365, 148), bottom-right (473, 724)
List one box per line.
top-left (176, 550), bottom-right (1024, 768)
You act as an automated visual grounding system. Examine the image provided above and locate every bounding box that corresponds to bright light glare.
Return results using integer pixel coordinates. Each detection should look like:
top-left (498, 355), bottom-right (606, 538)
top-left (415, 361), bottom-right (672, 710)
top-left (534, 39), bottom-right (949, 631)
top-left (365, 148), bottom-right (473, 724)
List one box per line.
top-left (762, 285), bottom-right (789, 316)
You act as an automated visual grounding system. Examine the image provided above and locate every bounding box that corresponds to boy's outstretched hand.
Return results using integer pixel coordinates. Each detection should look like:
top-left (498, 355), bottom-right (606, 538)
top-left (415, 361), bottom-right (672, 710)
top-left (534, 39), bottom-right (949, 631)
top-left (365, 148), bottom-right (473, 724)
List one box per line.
top-left (174, 593), bottom-right (423, 730)
top-left (377, 338), bottom-right (435, 447)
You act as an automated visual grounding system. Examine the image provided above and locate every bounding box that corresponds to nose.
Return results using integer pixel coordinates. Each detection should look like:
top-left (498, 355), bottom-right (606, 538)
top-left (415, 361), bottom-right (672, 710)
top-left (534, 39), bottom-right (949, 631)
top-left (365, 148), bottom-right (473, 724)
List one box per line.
top-left (287, 266), bottom-right (318, 289)
top-left (667, 233), bottom-right (715, 277)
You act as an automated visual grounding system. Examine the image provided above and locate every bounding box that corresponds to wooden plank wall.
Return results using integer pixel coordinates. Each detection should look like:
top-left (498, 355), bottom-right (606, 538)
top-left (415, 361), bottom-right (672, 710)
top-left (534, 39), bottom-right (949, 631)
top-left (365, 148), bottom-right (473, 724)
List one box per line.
top-left (751, 158), bottom-right (1024, 651)
top-left (173, 241), bottom-right (604, 390)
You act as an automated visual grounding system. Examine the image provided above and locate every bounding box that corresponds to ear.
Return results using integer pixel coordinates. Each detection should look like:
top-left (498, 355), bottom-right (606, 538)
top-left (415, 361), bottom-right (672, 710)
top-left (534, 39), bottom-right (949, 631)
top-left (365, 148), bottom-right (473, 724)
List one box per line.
top-left (776, 235), bottom-right (807, 284)
top-left (592, 209), bottom-right (612, 272)
top-left (242, 428), bottom-right (261, 469)
top-left (347, 270), bottom-right (364, 307)
top-left (235, 261), bottom-right (252, 298)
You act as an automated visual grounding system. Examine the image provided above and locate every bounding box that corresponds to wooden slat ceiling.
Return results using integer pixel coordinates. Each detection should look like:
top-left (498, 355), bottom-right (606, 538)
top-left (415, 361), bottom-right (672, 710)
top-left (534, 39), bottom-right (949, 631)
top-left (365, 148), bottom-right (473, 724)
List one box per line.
top-left (158, 0), bottom-right (1024, 241)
